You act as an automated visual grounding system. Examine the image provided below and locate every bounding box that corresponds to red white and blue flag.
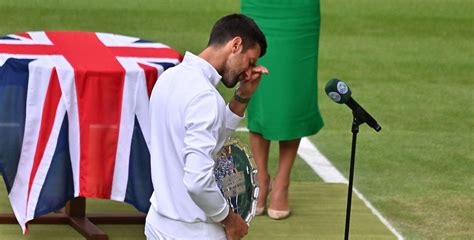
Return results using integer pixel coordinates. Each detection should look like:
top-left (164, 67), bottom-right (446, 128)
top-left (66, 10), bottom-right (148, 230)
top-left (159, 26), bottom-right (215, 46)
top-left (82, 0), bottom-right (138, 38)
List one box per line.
top-left (0, 31), bottom-right (181, 233)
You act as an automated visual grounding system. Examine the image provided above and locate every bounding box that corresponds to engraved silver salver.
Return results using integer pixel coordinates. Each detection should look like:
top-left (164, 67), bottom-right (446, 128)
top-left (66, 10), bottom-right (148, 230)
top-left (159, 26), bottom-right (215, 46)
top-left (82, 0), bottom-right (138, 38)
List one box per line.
top-left (214, 138), bottom-right (259, 224)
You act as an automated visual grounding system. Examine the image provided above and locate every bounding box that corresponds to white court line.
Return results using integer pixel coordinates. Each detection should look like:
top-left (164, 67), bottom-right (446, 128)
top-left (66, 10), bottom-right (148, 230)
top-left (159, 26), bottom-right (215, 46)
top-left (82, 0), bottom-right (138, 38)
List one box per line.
top-left (236, 127), bottom-right (403, 240)
top-left (298, 138), bottom-right (346, 183)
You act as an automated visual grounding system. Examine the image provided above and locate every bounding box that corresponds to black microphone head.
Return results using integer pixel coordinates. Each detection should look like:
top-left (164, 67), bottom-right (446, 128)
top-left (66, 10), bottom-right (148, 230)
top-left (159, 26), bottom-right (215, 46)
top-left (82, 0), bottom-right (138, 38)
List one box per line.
top-left (325, 79), bottom-right (352, 104)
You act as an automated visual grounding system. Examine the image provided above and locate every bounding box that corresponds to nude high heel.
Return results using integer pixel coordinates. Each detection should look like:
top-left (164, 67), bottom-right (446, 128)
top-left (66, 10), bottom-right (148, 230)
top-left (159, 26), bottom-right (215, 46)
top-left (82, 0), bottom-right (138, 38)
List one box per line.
top-left (255, 177), bottom-right (273, 216)
top-left (267, 181), bottom-right (290, 220)
top-left (255, 207), bottom-right (265, 216)
top-left (267, 208), bottom-right (290, 220)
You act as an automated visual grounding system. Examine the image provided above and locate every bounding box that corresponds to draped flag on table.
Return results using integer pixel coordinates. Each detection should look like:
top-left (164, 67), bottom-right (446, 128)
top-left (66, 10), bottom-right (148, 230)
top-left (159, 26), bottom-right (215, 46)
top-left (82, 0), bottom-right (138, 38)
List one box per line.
top-left (0, 31), bottom-right (182, 233)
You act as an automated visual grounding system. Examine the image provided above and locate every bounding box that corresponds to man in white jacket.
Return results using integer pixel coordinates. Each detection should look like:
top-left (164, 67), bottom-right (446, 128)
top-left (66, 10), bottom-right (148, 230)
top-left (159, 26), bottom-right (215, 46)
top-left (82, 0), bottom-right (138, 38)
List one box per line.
top-left (146, 14), bottom-right (268, 240)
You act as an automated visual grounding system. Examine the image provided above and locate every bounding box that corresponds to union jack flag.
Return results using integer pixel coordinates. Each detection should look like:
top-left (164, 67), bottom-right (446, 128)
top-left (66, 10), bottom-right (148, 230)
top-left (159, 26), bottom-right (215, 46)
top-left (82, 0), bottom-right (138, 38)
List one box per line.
top-left (0, 31), bottom-right (182, 233)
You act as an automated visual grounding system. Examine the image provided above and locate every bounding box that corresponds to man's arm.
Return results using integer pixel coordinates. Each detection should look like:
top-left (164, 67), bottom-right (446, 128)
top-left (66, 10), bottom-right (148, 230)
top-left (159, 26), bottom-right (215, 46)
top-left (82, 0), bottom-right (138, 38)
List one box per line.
top-left (182, 91), bottom-right (231, 221)
top-left (229, 65), bottom-right (268, 117)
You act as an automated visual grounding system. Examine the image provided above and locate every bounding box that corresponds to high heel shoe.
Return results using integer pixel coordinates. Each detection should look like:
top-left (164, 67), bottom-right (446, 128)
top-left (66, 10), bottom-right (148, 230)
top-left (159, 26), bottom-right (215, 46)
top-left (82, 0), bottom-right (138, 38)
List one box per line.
top-left (267, 208), bottom-right (290, 220)
top-left (255, 207), bottom-right (265, 216)
top-left (255, 177), bottom-right (273, 216)
top-left (267, 182), bottom-right (290, 220)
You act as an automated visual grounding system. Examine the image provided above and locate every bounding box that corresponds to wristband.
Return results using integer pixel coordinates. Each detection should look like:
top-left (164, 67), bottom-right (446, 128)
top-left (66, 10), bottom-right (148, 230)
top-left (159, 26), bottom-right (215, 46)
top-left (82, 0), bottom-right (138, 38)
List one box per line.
top-left (233, 87), bottom-right (250, 104)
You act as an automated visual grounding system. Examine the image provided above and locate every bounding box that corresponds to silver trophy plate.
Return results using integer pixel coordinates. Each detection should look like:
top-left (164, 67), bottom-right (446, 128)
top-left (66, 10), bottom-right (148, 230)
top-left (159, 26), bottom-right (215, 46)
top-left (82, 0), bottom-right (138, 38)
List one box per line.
top-left (214, 138), bottom-right (259, 224)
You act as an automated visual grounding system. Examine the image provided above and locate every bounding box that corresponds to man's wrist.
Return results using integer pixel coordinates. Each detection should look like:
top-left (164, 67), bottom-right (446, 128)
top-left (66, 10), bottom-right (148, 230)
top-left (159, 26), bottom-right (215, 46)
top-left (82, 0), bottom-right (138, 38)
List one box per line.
top-left (233, 87), bottom-right (250, 104)
top-left (221, 208), bottom-right (234, 226)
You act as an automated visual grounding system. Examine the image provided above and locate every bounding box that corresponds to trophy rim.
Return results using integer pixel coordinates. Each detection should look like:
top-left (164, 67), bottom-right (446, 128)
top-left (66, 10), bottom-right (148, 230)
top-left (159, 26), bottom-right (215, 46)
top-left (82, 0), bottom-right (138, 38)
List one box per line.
top-left (219, 137), bottom-right (259, 224)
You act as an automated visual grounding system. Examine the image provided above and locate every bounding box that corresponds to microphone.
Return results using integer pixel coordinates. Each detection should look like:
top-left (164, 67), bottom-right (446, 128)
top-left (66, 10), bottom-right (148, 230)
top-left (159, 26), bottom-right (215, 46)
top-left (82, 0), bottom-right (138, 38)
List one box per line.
top-left (325, 79), bottom-right (381, 132)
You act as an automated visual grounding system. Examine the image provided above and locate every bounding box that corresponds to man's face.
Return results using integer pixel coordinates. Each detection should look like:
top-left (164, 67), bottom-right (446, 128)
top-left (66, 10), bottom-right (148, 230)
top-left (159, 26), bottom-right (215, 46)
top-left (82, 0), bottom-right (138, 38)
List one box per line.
top-left (221, 44), bottom-right (261, 88)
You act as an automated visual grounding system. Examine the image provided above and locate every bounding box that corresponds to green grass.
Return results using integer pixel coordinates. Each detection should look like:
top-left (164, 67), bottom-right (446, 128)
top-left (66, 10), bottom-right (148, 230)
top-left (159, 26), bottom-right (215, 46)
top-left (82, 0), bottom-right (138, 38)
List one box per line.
top-left (313, 0), bottom-right (474, 239)
top-left (1, 0), bottom-right (473, 239)
top-left (0, 0), bottom-right (239, 54)
top-left (0, 180), bottom-right (395, 240)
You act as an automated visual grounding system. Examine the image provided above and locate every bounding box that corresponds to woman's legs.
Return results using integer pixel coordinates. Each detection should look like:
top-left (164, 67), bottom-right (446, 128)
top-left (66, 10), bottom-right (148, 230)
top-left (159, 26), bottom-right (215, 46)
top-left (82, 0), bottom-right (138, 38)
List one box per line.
top-left (268, 138), bottom-right (301, 218)
top-left (249, 131), bottom-right (271, 214)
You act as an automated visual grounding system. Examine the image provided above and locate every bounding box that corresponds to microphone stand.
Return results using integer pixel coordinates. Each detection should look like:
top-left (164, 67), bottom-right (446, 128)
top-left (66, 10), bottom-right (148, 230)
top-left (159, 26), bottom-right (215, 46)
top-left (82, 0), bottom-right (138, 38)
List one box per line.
top-left (344, 114), bottom-right (364, 240)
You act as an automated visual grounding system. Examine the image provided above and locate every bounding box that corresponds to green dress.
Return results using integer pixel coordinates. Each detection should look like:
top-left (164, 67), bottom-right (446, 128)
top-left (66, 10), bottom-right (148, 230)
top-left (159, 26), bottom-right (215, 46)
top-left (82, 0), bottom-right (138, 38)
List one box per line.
top-left (241, 0), bottom-right (324, 140)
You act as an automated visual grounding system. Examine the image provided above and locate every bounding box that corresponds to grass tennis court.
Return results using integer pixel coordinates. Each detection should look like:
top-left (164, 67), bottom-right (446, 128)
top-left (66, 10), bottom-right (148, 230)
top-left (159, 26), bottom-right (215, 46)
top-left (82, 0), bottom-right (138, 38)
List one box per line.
top-left (0, 179), bottom-right (395, 239)
top-left (1, 0), bottom-right (472, 239)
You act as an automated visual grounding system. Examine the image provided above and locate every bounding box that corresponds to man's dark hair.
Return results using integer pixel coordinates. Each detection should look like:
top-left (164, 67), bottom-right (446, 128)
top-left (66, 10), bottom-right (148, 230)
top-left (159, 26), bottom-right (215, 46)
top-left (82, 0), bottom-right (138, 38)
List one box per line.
top-left (208, 14), bottom-right (267, 57)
